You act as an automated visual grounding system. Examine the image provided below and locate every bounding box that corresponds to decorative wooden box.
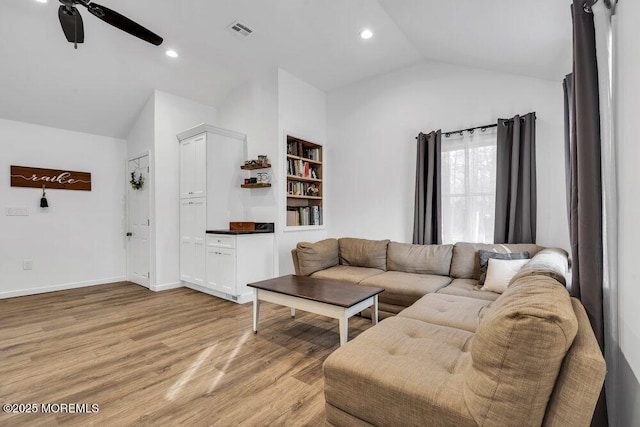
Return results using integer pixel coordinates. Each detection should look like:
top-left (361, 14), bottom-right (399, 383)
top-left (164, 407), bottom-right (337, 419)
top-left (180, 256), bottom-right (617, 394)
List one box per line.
top-left (229, 221), bottom-right (255, 231)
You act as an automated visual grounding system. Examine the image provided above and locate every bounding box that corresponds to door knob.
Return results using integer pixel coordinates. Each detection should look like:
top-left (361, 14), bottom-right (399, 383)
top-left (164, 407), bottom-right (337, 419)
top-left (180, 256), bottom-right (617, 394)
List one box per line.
top-left (126, 232), bottom-right (133, 237)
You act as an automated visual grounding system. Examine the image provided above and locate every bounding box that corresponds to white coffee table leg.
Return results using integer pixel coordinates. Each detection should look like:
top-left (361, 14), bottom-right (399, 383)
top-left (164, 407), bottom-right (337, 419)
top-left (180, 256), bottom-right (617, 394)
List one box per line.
top-left (253, 290), bottom-right (260, 334)
top-left (290, 307), bottom-right (296, 318)
top-left (339, 314), bottom-right (349, 346)
top-left (372, 295), bottom-right (379, 325)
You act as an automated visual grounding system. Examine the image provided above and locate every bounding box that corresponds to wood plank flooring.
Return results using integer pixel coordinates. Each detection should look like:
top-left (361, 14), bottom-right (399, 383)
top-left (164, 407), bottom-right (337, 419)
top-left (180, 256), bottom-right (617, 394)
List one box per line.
top-left (0, 282), bottom-right (374, 426)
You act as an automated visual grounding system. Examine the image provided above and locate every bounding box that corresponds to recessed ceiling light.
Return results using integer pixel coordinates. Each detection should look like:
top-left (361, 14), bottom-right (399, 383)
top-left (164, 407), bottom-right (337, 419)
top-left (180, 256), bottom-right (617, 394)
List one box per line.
top-left (165, 49), bottom-right (179, 58)
top-left (360, 29), bottom-right (373, 40)
top-left (35, 0), bottom-right (48, 3)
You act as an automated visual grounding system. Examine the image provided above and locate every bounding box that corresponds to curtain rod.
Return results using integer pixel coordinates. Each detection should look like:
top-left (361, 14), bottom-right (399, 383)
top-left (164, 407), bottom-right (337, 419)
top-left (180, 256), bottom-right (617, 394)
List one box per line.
top-left (583, 0), bottom-right (613, 12)
top-left (415, 123), bottom-right (497, 140)
top-left (415, 113), bottom-right (536, 140)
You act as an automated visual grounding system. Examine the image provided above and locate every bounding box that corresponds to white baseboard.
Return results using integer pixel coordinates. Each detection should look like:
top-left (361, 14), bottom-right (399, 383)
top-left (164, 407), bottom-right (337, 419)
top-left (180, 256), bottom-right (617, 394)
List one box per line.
top-left (0, 276), bottom-right (127, 300)
top-left (151, 282), bottom-right (183, 292)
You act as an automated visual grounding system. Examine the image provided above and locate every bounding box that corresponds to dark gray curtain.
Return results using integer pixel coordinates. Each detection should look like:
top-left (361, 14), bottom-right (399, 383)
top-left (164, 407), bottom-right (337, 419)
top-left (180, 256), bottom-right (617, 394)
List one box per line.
top-left (566, 2), bottom-right (606, 426)
top-left (413, 131), bottom-right (441, 244)
top-left (563, 75), bottom-right (574, 223)
top-left (493, 113), bottom-right (537, 244)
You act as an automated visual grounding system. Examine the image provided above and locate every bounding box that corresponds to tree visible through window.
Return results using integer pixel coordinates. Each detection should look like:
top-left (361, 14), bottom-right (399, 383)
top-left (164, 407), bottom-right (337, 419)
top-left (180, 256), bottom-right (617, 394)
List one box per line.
top-left (441, 128), bottom-right (497, 244)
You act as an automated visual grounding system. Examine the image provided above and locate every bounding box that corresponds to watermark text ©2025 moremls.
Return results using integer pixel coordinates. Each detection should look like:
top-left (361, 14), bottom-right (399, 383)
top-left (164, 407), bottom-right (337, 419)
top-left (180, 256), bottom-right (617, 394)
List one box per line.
top-left (2, 403), bottom-right (99, 414)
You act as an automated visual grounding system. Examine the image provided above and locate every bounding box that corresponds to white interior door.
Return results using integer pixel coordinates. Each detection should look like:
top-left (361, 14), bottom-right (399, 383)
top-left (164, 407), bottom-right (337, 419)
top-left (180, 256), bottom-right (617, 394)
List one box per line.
top-left (127, 154), bottom-right (150, 287)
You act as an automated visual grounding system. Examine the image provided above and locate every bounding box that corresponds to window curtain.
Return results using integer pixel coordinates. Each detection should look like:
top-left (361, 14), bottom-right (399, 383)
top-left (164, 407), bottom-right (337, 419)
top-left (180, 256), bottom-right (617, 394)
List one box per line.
top-left (441, 128), bottom-right (497, 244)
top-left (493, 113), bottom-right (537, 244)
top-left (413, 131), bottom-right (442, 244)
top-left (565, 1), bottom-right (610, 425)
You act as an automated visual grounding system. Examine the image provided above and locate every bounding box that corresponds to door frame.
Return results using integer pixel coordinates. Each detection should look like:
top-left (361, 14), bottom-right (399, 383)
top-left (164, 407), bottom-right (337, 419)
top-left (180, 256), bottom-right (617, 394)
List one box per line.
top-left (126, 151), bottom-right (152, 288)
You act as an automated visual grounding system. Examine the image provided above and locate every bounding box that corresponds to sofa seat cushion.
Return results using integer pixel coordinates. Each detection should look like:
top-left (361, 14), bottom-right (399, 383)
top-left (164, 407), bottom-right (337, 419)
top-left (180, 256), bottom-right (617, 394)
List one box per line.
top-left (437, 278), bottom-right (500, 301)
top-left (338, 238), bottom-right (390, 270)
top-left (464, 275), bottom-right (578, 427)
top-left (450, 242), bottom-right (542, 279)
top-left (359, 271), bottom-right (452, 307)
top-left (398, 293), bottom-right (492, 333)
top-left (324, 317), bottom-right (476, 427)
top-left (310, 265), bottom-right (383, 284)
top-left (387, 242), bottom-right (453, 276)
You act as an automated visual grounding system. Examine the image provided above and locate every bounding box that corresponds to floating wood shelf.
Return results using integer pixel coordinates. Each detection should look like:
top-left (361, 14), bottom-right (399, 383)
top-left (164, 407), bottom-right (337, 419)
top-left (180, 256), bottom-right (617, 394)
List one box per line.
top-left (241, 183), bottom-right (272, 189)
top-left (241, 163), bottom-right (271, 170)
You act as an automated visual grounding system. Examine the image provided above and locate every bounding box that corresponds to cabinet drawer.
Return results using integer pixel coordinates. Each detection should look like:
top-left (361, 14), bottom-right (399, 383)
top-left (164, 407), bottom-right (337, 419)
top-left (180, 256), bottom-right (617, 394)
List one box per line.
top-left (206, 234), bottom-right (236, 249)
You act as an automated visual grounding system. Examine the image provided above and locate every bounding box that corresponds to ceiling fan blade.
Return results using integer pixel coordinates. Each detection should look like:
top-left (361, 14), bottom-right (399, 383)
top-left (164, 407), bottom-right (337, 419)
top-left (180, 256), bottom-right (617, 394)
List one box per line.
top-left (85, 3), bottom-right (163, 46)
top-left (58, 5), bottom-right (84, 44)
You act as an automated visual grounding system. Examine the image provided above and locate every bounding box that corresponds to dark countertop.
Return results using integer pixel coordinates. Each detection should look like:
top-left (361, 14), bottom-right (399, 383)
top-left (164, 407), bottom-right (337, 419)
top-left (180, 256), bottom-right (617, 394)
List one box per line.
top-left (206, 229), bottom-right (274, 235)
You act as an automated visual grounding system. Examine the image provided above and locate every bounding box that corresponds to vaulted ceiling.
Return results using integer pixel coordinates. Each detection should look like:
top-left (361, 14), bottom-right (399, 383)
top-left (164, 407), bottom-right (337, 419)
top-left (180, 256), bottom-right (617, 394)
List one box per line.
top-left (0, 0), bottom-right (572, 138)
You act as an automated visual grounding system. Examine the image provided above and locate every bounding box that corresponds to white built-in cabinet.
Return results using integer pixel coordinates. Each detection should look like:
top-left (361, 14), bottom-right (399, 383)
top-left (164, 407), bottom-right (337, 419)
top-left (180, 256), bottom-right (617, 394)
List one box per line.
top-left (177, 124), bottom-right (274, 304)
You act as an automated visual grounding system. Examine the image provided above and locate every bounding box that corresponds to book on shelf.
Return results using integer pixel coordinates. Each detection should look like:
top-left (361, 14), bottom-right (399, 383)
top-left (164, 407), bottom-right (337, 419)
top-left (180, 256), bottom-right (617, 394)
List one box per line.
top-left (287, 159), bottom-right (320, 180)
top-left (287, 140), bottom-right (321, 162)
top-left (286, 206), bottom-right (323, 226)
top-left (286, 210), bottom-right (297, 227)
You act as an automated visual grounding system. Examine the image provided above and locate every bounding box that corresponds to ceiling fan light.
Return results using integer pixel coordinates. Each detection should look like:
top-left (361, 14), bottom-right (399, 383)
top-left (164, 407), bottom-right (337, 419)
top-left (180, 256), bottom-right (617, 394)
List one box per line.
top-left (165, 49), bottom-right (179, 58)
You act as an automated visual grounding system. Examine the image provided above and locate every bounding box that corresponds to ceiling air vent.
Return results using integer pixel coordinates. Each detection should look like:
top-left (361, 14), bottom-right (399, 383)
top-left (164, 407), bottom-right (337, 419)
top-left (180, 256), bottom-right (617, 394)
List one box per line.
top-left (227, 21), bottom-right (254, 39)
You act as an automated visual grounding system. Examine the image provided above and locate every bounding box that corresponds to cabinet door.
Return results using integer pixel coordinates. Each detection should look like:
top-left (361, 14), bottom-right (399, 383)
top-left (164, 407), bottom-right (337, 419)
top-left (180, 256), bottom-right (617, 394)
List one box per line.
top-left (180, 139), bottom-right (195, 198)
top-left (217, 248), bottom-right (236, 294)
top-left (180, 134), bottom-right (207, 198)
top-left (180, 199), bottom-right (194, 281)
top-left (205, 247), bottom-right (236, 294)
top-left (180, 198), bottom-right (206, 285)
top-left (192, 135), bottom-right (207, 198)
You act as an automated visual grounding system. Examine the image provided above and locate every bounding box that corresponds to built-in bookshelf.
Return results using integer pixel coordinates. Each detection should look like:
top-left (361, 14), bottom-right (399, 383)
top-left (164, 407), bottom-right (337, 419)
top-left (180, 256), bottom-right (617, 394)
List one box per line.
top-left (286, 135), bottom-right (323, 227)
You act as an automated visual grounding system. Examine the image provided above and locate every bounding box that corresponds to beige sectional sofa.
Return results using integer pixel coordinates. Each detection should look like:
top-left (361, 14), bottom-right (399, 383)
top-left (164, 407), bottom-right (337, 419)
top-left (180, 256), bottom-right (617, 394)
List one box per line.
top-left (290, 238), bottom-right (606, 427)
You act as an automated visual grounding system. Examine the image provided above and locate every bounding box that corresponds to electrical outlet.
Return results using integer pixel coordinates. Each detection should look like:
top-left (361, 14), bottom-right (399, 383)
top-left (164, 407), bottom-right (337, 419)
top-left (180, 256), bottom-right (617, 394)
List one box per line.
top-left (23, 259), bottom-right (33, 270)
top-left (6, 207), bottom-right (29, 216)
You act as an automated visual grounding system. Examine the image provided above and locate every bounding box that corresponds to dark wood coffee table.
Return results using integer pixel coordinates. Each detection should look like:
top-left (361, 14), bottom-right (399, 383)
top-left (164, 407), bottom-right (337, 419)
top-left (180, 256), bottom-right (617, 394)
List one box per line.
top-left (247, 275), bottom-right (384, 346)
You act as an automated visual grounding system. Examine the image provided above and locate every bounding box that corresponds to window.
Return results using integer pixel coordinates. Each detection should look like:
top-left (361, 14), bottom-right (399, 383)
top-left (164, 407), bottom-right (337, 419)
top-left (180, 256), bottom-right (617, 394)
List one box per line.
top-left (441, 128), bottom-right (497, 244)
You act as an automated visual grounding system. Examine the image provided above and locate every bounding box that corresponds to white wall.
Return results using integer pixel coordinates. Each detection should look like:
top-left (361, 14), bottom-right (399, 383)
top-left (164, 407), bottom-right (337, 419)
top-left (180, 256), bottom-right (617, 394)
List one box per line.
top-left (152, 91), bottom-right (217, 288)
top-left (277, 69), bottom-right (328, 274)
top-left (326, 60), bottom-right (569, 251)
top-left (0, 118), bottom-right (126, 297)
top-left (614, 1), bottom-right (640, 425)
top-left (217, 71), bottom-right (279, 223)
top-left (127, 94), bottom-right (155, 159)
top-left (218, 69), bottom-right (328, 275)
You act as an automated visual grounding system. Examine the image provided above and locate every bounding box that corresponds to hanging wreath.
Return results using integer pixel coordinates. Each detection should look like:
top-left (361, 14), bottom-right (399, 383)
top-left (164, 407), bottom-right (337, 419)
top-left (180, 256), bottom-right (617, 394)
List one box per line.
top-left (130, 171), bottom-right (145, 190)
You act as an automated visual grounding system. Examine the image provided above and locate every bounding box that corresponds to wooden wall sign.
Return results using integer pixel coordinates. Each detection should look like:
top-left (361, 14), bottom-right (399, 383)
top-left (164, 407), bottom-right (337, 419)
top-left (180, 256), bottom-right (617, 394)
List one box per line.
top-left (10, 165), bottom-right (92, 191)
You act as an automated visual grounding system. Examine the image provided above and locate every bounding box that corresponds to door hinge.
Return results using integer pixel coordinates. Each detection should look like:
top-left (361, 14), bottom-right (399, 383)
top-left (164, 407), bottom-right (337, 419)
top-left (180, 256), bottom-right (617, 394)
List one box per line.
top-left (147, 166), bottom-right (150, 172)
top-left (148, 272), bottom-right (150, 278)
top-left (148, 219), bottom-right (150, 226)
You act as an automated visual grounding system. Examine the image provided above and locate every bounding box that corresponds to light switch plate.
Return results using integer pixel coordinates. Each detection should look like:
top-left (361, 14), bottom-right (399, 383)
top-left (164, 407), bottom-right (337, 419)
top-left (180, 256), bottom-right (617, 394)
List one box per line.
top-left (6, 207), bottom-right (29, 216)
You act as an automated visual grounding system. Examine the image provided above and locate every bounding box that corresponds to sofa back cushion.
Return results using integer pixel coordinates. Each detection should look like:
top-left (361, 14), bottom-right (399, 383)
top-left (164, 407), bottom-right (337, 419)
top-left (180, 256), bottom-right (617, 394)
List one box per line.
top-left (450, 242), bottom-right (541, 279)
top-left (296, 238), bottom-right (339, 276)
top-left (387, 242), bottom-right (453, 276)
top-left (464, 275), bottom-right (578, 426)
top-left (339, 238), bottom-right (390, 271)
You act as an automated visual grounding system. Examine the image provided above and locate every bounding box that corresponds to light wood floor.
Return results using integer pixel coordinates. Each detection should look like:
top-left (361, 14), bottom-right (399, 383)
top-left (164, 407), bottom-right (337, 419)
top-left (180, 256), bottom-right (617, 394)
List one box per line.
top-left (0, 282), bottom-right (374, 426)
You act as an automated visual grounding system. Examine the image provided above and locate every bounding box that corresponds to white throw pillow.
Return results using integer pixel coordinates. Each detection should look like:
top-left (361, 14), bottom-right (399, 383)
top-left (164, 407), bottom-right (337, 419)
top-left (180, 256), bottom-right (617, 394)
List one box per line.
top-left (483, 258), bottom-right (530, 293)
